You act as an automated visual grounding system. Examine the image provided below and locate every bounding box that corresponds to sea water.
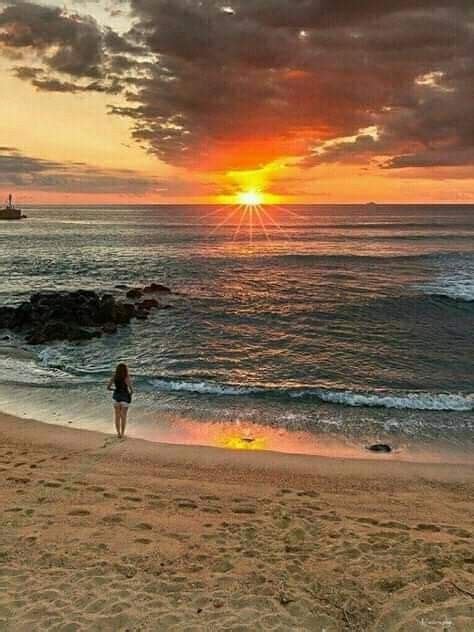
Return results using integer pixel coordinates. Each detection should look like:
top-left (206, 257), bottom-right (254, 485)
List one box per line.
top-left (0, 205), bottom-right (472, 460)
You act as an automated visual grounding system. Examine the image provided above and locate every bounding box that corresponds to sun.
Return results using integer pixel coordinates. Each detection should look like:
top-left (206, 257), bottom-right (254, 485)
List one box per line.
top-left (236, 190), bottom-right (264, 206)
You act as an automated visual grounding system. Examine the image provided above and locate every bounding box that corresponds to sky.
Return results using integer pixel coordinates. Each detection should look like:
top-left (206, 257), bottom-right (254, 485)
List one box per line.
top-left (0, 0), bottom-right (473, 204)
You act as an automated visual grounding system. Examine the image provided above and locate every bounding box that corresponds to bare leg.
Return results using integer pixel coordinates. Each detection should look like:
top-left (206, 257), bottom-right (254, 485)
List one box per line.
top-left (114, 405), bottom-right (121, 438)
top-left (120, 406), bottom-right (128, 438)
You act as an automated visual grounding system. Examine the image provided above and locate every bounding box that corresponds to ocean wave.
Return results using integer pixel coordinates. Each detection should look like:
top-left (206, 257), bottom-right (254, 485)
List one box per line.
top-left (149, 378), bottom-right (473, 411)
top-left (305, 389), bottom-right (473, 411)
top-left (420, 281), bottom-right (474, 302)
top-left (2, 343), bottom-right (472, 412)
top-left (277, 251), bottom-right (473, 264)
top-left (0, 352), bottom-right (84, 386)
top-left (149, 378), bottom-right (259, 397)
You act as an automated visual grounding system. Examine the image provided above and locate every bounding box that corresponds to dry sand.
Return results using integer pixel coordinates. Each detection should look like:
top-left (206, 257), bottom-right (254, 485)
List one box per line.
top-left (0, 412), bottom-right (473, 631)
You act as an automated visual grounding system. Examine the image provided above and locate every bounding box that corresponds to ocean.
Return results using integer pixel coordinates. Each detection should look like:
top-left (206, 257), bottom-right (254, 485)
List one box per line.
top-left (0, 204), bottom-right (473, 461)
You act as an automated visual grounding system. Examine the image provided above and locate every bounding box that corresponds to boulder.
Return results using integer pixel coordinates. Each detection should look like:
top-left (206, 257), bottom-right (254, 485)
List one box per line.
top-left (103, 322), bottom-right (118, 335)
top-left (98, 294), bottom-right (116, 323)
top-left (115, 303), bottom-right (135, 324)
top-left (0, 306), bottom-right (15, 328)
top-left (13, 302), bottom-right (33, 328)
top-left (1, 288), bottom-right (169, 345)
top-left (143, 283), bottom-right (171, 294)
top-left (126, 288), bottom-right (143, 300)
top-left (25, 333), bottom-right (47, 346)
top-left (139, 298), bottom-right (159, 311)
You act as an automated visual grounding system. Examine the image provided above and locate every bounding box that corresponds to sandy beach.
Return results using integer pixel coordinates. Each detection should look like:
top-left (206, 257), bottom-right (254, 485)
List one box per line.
top-left (0, 412), bottom-right (473, 631)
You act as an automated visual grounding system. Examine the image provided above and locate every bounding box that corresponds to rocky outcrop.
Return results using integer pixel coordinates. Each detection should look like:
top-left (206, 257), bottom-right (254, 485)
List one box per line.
top-left (0, 284), bottom-right (172, 345)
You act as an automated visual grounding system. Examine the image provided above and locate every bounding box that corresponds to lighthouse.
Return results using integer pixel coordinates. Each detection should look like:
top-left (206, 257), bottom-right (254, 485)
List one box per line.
top-left (1, 193), bottom-right (22, 220)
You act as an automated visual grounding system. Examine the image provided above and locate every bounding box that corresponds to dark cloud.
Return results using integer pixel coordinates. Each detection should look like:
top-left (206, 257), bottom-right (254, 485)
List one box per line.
top-left (0, 1), bottom-right (104, 76)
top-left (113, 0), bottom-right (474, 172)
top-left (1, 0), bottom-right (474, 175)
top-left (0, 147), bottom-right (162, 194)
top-left (0, 1), bottom-right (143, 92)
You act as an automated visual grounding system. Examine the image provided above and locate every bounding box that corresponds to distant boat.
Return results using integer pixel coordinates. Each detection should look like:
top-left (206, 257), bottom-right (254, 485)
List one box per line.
top-left (0, 194), bottom-right (24, 220)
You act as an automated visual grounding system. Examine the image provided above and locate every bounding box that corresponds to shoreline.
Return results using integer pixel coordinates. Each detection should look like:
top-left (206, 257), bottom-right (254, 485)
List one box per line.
top-left (1, 343), bottom-right (473, 468)
top-left (1, 410), bottom-right (473, 630)
top-left (1, 409), bottom-right (474, 477)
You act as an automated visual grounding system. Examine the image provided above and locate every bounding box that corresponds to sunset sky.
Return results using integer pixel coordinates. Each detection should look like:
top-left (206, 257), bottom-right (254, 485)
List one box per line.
top-left (1, 0), bottom-right (473, 204)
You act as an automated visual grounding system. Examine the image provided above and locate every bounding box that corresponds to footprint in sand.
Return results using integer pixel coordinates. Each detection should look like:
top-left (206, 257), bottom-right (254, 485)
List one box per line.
top-left (446, 527), bottom-right (471, 538)
top-left (417, 523), bottom-right (441, 532)
top-left (101, 437), bottom-right (117, 448)
top-left (68, 509), bottom-right (91, 517)
top-left (6, 476), bottom-right (30, 484)
top-left (355, 517), bottom-right (379, 526)
top-left (381, 521), bottom-right (410, 530)
top-left (134, 523), bottom-right (153, 531)
top-left (297, 490), bottom-right (319, 498)
top-left (176, 499), bottom-right (198, 509)
top-left (232, 506), bottom-right (256, 515)
top-left (102, 514), bottom-right (124, 524)
top-left (118, 487), bottom-right (137, 493)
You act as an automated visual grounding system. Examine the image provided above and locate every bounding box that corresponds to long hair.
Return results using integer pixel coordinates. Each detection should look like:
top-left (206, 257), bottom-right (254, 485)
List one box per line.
top-left (114, 362), bottom-right (128, 383)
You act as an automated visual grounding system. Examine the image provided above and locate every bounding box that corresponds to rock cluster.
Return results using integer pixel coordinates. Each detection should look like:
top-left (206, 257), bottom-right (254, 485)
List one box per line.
top-left (0, 285), bottom-right (171, 345)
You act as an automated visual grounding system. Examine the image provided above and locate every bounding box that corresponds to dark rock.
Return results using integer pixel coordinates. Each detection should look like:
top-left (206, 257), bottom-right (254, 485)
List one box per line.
top-left (367, 444), bottom-right (392, 453)
top-left (115, 303), bottom-right (135, 324)
top-left (0, 306), bottom-right (15, 328)
top-left (126, 288), bottom-right (143, 300)
top-left (98, 295), bottom-right (116, 323)
top-left (75, 309), bottom-right (95, 327)
top-left (25, 333), bottom-right (47, 346)
top-left (143, 283), bottom-right (171, 294)
top-left (13, 302), bottom-right (33, 328)
top-left (1, 287), bottom-right (170, 345)
top-left (41, 321), bottom-right (72, 341)
top-left (139, 298), bottom-right (159, 310)
top-left (115, 284), bottom-right (129, 290)
top-left (103, 322), bottom-right (118, 335)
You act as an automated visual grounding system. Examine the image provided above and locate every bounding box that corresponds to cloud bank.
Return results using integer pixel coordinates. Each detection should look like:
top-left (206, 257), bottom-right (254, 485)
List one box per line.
top-left (1, 0), bottom-right (473, 177)
top-left (0, 146), bottom-right (161, 194)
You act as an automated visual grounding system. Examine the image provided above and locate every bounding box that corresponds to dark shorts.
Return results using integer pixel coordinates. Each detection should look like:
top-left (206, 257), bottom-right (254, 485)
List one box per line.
top-left (113, 393), bottom-right (131, 406)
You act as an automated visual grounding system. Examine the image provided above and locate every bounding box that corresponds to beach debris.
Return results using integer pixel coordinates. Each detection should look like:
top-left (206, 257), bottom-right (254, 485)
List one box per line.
top-left (278, 592), bottom-right (295, 606)
top-left (241, 436), bottom-right (255, 443)
top-left (367, 444), bottom-right (392, 453)
top-left (0, 285), bottom-right (172, 345)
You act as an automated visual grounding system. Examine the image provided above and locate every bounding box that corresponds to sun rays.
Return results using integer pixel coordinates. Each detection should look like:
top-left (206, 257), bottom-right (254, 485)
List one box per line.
top-left (204, 195), bottom-right (302, 244)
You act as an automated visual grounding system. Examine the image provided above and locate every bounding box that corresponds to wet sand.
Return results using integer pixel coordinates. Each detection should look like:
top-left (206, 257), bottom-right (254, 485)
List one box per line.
top-left (1, 412), bottom-right (473, 631)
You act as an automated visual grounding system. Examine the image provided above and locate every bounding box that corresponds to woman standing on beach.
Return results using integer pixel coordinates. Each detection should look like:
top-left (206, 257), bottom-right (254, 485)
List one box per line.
top-left (107, 363), bottom-right (133, 438)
